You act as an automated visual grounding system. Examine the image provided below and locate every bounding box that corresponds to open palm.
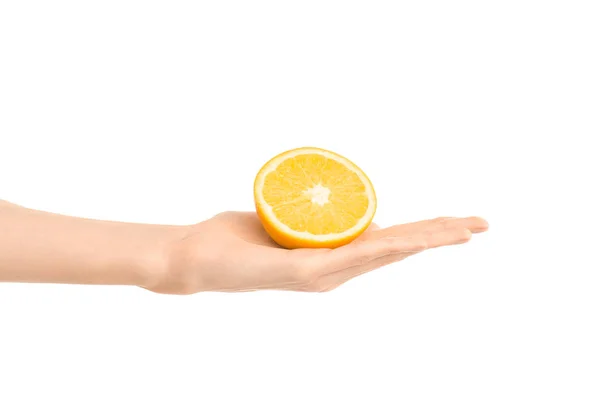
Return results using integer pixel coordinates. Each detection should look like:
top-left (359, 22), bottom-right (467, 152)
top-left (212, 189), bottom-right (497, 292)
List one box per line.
top-left (152, 211), bottom-right (488, 294)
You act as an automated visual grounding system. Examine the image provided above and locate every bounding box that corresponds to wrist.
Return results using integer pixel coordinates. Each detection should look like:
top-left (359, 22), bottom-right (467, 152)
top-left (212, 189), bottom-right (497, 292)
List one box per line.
top-left (133, 224), bottom-right (191, 291)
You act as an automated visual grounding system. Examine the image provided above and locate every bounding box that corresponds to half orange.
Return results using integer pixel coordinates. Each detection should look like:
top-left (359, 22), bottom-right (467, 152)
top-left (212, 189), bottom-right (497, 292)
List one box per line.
top-left (254, 147), bottom-right (377, 249)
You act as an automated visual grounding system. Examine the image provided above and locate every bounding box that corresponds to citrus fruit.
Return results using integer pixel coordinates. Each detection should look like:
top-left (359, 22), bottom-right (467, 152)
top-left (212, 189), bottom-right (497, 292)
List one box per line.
top-left (254, 147), bottom-right (377, 249)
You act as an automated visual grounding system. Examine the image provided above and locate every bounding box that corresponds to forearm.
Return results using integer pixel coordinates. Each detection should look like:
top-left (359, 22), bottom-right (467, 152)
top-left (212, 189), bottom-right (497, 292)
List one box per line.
top-left (0, 201), bottom-right (182, 288)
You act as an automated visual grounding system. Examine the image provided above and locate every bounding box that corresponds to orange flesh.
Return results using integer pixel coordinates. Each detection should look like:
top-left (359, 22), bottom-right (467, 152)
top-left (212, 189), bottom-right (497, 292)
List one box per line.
top-left (262, 154), bottom-right (369, 235)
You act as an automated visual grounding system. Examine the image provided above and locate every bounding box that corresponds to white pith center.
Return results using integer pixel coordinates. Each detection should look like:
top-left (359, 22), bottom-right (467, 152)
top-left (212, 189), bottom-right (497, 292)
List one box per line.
top-left (304, 184), bottom-right (331, 206)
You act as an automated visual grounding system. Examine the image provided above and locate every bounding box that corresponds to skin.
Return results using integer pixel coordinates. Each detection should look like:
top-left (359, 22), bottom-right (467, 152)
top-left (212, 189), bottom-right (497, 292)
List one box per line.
top-left (0, 200), bottom-right (489, 294)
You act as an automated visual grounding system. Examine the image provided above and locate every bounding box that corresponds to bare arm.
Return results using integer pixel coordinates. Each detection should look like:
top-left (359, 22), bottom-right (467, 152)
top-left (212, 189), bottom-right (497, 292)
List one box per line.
top-left (0, 200), bottom-right (179, 287)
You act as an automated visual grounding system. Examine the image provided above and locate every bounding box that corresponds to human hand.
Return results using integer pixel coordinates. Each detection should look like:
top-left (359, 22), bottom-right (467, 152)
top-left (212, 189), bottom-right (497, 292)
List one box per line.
top-left (147, 211), bottom-right (489, 294)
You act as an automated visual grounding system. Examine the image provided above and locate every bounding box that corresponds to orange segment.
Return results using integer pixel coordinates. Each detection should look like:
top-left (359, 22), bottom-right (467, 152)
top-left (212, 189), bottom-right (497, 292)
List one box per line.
top-left (254, 147), bottom-right (377, 249)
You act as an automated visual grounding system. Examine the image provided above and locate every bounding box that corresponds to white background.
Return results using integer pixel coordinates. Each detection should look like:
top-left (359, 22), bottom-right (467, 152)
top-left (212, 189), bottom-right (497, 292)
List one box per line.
top-left (1, 1), bottom-right (599, 396)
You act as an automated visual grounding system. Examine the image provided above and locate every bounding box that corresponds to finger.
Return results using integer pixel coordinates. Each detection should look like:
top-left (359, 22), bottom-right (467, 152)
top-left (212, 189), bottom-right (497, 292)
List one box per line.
top-left (303, 227), bottom-right (474, 292)
top-left (366, 222), bottom-right (380, 231)
top-left (361, 217), bottom-right (455, 237)
top-left (441, 217), bottom-right (489, 233)
top-left (283, 226), bottom-right (476, 290)
top-left (368, 216), bottom-right (488, 239)
top-left (420, 227), bottom-right (473, 248)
